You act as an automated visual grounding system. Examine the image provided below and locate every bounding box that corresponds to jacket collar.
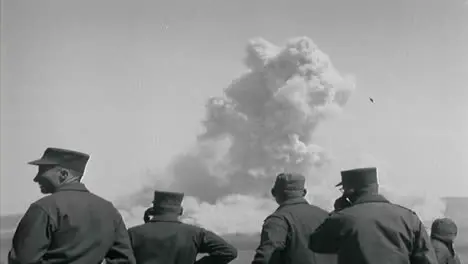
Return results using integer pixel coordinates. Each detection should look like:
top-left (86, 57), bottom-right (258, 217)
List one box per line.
top-left (431, 237), bottom-right (456, 255)
top-left (56, 182), bottom-right (89, 193)
top-left (148, 214), bottom-right (180, 223)
top-left (352, 193), bottom-right (390, 206)
top-left (431, 234), bottom-right (456, 245)
top-left (279, 197), bottom-right (308, 208)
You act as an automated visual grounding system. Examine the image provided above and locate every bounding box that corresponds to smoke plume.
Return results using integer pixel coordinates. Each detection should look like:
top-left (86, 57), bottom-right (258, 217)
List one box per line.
top-left (118, 36), bottom-right (354, 233)
top-left (117, 36), bottom-right (445, 234)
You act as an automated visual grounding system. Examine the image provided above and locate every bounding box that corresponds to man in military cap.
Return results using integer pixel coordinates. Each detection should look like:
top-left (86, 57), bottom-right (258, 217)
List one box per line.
top-left (8, 147), bottom-right (136, 264)
top-left (309, 167), bottom-right (438, 264)
top-left (251, 172), bottom-right (336, 264)
top-left (128, 190), bottom-right (238, 264)
top-left (430, 218), bottom-right (462, 264)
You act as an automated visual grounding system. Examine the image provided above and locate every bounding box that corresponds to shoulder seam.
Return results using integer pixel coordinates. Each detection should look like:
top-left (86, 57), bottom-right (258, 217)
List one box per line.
top-left (393, 204), bottom-right (417, 214)
top-left (265, 213), bottom-right (286, 221)
top-left (30, 202), bottom-right (58, 227)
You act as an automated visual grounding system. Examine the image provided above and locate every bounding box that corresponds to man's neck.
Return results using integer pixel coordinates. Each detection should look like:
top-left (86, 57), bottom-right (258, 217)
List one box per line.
top-left (60, 177), bottom-right (80, 186)
top-left (149, 213), bottom-right (180, 222)
top-left (52, 179), bottom-right (80, 192)
top-left (279, 196), bottom-right (306, 206)
top-left (348, 188), bottom-right (379, 203)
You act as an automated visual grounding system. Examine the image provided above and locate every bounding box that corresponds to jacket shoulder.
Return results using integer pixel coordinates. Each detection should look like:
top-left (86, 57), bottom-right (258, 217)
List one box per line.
top-left (389, 203), bottom-right (421, 219)
top-left (33, 191), bottom-right (119, 216)
top-left (266, 209), bottom-right (287, 221)
top-left (128, 223), bottom-right (146, 233)
top-left (32, 194), bottom-right (58, 208)
top-left (88, 193), bottom-right (117, 208)
top-left (273, 202), bottom-right (328, 216)
top-left (381, 203), bottom-right (424, 228)
top-left (179, 222), bottom-right (206, 234)
top-left (130, 221), bottom-right (203, 233)
top-left (343, 202), bottom-right (420, 221)
top-left (306, 204), bottom-right (330, 215)
top-left (348, 201), bottom-right (418, 215)
top-left (34, 191), bottom-right (112, 203)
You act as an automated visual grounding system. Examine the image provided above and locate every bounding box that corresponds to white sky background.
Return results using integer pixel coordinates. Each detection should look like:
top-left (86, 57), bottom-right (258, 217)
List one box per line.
top-left (1, 0), bottom-right (467, 215)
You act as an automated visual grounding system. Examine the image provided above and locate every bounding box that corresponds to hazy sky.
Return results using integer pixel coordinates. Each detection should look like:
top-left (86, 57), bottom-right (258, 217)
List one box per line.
top-left (1, 0), bottom-right (467, 215)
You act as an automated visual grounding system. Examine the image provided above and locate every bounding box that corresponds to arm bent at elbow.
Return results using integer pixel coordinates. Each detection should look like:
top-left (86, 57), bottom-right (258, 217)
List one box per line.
top-left (251, 215), bottom-right (288, 264)
top-left (8, 204), bottom-right (53, 264)
top-left (309, 214), bottom-right (349, 254)
top-left (195, 229), bottom-right (238, 264)
top-left (410, 220), bottom-right (438, 264)
top-left (104, 213), bottom-right (136, 264)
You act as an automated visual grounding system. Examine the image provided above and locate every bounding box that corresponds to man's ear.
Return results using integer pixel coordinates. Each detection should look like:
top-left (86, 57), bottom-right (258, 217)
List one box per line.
top-left (59, 169), bottom-right (68, 183)
top-left (302, 189), bottom-right (307, 196)
top-left (179, 207), bottom-right (184, 216)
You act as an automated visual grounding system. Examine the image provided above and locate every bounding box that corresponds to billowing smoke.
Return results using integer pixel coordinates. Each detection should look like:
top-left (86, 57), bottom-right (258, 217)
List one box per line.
top-left (117, 36), bottom-right (445, 234)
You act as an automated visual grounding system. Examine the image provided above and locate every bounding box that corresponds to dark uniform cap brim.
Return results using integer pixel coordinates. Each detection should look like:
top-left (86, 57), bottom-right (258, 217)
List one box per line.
top-left (338, 167), bottom-right (377, 189)
top-left (28, 147), bottom-right (90, 174)
top-left (28, 158), bottom-right (60, 166)
top-left (273, 172), bottom-right (306, 192)
top-left (153, 191), bottom-right (184, 207)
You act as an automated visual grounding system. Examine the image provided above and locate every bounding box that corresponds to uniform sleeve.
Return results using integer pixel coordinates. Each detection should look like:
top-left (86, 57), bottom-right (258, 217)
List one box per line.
top-left (308, 213), bottom-right (351, 254)
top-left (127, 229), bottom-right (135, 249)
top-left (410, 220), bottom-right (438, 264)
top-left (431, 241), bottom-right (450, 264)
top-left (251, 215), bottom-right (289, 264)
top-left (8, 204), bottom-right (54, 264)
top-left (433, 245), bottom-right (449, 264)
top-left (195, 229), bottom-right (238, 264)
top-left (104, 213), bottom-right (136, 264)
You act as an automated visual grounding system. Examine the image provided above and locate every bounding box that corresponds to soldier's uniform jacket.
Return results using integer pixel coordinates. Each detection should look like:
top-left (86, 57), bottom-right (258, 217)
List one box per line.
top-left (309, 194), bottom-right (438, 264)
top-left (252, 197), bottom-right (337, 264)
top-left (430, 218), bottom-right (462, 264)
top-left (127, 214), bottom-right (238, 264)
top-left (8, 183), bottom-right (136, 264)
top-left (431, 239), bottom-right (461, 264)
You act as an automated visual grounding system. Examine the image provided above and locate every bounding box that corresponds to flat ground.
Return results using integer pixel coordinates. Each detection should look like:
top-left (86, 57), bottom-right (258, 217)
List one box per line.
top-left (2, 239), bottom-right (467, 264)
top-left (232, 250), bottom-right (255, 264)
top-left (1, 220), bottom-right (467, 263)
top-left (233, 249), bottom-right (468, 264)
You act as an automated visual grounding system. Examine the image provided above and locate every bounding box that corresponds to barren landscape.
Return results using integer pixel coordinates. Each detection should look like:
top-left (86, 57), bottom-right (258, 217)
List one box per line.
top-left (1, 197), bottom-right (467, 263)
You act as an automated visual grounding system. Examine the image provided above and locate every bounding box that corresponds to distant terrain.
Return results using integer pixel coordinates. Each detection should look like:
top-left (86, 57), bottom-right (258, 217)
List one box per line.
top-left (1, 197), bottom-right (467, 263)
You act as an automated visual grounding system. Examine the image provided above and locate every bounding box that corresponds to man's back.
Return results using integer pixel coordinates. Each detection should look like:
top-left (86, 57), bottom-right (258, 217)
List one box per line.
top-left (341, 202), bottom-right (420, 263)
top-left (252, 198), bottom-right (336, 264)
top-left (281, 200), bottom-right (336, 264)
top-left (313, 198), bottom-right (437, 264)
top-left (128, 217), bottom-right (237, 264)
top-left (10, 183), bottom-right (134, 264)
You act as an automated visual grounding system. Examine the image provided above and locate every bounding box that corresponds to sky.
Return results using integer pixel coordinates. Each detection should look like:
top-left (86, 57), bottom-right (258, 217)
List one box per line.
top-left (1, 0), bottom-right (467, 215)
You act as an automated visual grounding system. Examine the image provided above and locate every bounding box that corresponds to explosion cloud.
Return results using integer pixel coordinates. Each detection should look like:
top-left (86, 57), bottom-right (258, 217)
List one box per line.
top-left (117, 36), bottom-right (445, 234)
top-left (118, 36), bottom-right (355, 233)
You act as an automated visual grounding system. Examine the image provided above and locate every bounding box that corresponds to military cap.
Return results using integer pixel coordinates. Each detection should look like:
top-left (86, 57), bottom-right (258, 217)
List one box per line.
top-left (28, 147), bottom-right (90, 174)
top-left (431, 218), bottom-right (458, 242)
top-left (152, 190), bottom-right (184, 209)
top-left (336, 167), bottom-right (378, 189)
top-left (273, 172), bottom-right (306, 192)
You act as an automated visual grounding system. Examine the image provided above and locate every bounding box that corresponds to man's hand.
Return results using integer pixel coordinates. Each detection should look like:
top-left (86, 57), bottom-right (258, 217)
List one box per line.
top-left (333, 196), bottom-right (351, 211)
top-left (143, 208), bottom-right (154, 223)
